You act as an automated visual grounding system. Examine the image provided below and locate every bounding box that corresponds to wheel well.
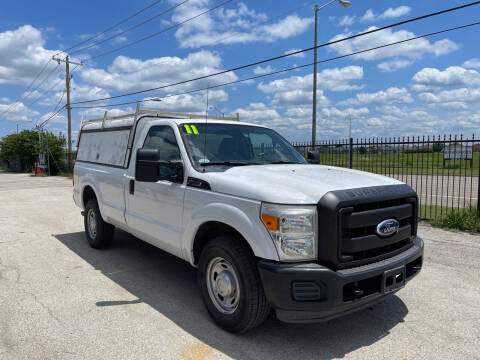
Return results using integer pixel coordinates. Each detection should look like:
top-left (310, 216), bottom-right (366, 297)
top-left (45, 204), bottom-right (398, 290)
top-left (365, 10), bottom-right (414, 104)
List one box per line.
top-left (82, 185), bottom-right (97, 208)
top-left (192, 221), bottom-right (253, 265)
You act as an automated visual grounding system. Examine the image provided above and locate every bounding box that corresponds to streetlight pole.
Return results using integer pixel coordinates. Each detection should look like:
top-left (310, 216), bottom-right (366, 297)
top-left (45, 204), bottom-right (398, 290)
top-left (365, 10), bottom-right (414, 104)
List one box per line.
top-left (312, 0), bottom-right (351, 149)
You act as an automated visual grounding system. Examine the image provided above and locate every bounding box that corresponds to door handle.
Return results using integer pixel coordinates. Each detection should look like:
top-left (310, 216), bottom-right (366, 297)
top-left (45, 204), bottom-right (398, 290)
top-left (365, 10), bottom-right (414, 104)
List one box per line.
top-left (129, 179), bottom-right (135, 195)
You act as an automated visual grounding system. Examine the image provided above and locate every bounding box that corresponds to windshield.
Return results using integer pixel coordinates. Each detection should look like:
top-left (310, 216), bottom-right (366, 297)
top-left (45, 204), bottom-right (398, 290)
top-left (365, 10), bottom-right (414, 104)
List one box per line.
top-left (179, 123), bottom-right (306, 168)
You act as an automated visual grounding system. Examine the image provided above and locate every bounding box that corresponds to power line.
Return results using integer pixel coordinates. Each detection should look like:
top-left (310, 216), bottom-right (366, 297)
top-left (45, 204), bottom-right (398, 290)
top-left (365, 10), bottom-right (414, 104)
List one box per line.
top-left (3, 1), bottom-right (166, 120)
top-left (70, 0), bottom-right (191, 55)
top-left (71, 20), bottom-right (480, 110)
top-left (76, 0), bottom-right (317, 86)
top-left (82, 0), bottom-right (235, 62)
top-left (58, 0), bottom-right (164, 55)
top-left (38, 106), bottom-right (66, 129)
top-left (0, 59), bottom-right (53, 118)
top-left (26, 63), bottom-right (81, 109)
top-left (71, 1), bottom-right (480, 105)
top-left (35, 63), bottom-right (82, 129)
top-left (22, 63), bottom-right (61, 101)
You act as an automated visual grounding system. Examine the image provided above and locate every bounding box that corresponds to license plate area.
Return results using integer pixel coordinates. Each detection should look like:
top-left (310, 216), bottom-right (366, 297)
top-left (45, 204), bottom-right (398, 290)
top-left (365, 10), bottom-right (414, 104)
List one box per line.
top-left (382, 266), bottom-right (406, 294)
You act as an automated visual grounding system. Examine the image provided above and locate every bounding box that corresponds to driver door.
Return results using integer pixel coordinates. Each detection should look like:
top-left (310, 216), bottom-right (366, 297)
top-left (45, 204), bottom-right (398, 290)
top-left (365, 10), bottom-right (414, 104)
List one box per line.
top-left (125, 125), bottom-right (185, 257)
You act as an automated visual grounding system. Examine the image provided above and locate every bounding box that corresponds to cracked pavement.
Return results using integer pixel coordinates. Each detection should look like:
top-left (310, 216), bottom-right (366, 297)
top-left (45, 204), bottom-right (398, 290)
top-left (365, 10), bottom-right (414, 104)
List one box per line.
top-left (0, 172), bottom-right (479, 360)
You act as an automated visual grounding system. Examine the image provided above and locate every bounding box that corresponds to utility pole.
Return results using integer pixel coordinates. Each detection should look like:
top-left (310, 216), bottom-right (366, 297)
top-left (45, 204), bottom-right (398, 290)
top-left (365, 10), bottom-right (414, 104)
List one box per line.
top-left (52, 55), bottom-right (83, 171)
top-left (311, 0), bottom-right (351, 150)
top-left (312, 5), bottom-right (319, 150)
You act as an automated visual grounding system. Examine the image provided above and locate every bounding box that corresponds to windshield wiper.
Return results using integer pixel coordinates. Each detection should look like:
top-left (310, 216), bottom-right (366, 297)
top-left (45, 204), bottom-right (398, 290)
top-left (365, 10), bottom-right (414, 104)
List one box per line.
top-left (268, 161), bottom-right (304, 164)
top-left (200, 161), bottom-right (261, 167)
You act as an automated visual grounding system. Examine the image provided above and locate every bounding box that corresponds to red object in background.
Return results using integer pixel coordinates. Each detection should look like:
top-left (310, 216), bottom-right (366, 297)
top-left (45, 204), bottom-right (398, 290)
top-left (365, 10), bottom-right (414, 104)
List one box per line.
top-left (34, 161), bottom-right (40, 176)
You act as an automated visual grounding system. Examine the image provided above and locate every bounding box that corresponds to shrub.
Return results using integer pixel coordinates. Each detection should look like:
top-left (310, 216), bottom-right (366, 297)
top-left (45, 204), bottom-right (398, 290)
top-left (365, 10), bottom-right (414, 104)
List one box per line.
top-left (432, 207), bottom-right (480, 232)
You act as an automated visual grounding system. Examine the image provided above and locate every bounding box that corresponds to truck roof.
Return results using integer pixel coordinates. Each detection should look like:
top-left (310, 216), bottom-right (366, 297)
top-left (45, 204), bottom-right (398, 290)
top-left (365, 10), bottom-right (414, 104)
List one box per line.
top-left (80, 108), bottom-right (265, 132)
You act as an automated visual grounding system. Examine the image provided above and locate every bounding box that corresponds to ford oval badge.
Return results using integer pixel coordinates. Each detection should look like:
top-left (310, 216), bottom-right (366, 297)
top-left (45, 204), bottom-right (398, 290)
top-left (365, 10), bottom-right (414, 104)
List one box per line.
top-left (376, 219), bottom-right (399, 237)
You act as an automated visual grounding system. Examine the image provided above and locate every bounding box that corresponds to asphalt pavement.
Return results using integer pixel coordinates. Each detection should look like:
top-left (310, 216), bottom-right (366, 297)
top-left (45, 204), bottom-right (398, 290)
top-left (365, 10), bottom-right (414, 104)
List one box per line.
top-left (0, 172), bottom-right (479, 360)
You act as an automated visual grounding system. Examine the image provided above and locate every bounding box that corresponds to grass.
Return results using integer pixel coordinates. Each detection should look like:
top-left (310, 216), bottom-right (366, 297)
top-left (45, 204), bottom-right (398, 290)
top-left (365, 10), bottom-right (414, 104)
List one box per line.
top-left (418, 204), bottom-right (453, 220)
top-left (295, 150), bottom-right (480, 176)
top-left (431, 207), bottom-right (480, 232)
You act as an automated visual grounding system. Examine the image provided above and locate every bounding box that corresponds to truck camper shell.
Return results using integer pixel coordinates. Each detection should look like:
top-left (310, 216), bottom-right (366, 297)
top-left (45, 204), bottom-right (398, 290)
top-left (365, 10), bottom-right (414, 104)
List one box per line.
top-left (76, 104), bottom-right (240, 169)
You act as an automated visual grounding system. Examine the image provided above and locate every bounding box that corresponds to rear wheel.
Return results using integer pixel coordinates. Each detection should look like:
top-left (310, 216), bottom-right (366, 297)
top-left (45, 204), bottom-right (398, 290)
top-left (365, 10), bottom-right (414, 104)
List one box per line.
top-left (84, 199), bottom-right (114, 248)
top-left (198, 236), bottom-right (270, 333)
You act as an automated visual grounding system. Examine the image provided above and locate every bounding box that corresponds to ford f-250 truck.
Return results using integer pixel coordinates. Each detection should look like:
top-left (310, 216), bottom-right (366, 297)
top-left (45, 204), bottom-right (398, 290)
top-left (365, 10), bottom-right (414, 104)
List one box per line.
top-left (73, 107), bottom-right (423, 333)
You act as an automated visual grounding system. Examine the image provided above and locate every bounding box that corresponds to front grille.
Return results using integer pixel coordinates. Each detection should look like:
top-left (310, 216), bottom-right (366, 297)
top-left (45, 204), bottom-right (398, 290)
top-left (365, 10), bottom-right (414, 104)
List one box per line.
top-left (317, 184), bottom-right (418, 269)
top-left (338, 197), bottom-right (416, 267)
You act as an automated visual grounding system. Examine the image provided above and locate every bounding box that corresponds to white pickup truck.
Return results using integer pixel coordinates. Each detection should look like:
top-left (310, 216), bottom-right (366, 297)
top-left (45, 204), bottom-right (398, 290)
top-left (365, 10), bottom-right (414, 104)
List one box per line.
top-left (73, 107), bottom-right (423, 333)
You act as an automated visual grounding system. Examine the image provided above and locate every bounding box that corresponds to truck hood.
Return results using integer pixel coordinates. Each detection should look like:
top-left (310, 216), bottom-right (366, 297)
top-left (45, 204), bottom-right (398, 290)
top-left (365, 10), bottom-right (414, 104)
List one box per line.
top-left (199, 164), bottom-right (403, 204)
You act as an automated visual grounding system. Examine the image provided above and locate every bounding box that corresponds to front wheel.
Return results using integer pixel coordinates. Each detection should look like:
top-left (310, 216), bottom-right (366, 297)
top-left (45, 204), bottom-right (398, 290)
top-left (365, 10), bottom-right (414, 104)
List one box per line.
top-left (198, 236), bottom-right (270, 333)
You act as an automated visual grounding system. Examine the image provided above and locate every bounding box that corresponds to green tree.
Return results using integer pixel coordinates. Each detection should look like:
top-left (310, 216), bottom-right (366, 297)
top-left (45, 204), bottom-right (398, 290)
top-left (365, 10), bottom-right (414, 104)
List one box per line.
top-left (0, 130), bottom-right (66, 174)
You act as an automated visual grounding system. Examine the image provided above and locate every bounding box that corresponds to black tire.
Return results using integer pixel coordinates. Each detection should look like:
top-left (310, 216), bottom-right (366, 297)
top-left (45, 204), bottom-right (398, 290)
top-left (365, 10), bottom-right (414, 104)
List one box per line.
top-left (84, 199), bottom-right (114, 249)
top-left (198, 235), bottom-right (271, 333)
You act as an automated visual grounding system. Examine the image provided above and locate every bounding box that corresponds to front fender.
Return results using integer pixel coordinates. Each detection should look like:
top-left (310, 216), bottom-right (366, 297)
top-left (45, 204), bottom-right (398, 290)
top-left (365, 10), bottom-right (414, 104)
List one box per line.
top-left (182, 201), bottom-right (279, 265)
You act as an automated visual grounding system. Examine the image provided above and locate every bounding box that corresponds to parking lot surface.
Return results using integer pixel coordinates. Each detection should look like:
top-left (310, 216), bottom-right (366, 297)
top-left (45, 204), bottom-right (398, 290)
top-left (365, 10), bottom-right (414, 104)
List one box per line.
top-left (0, 172), bottom-right (479, 360)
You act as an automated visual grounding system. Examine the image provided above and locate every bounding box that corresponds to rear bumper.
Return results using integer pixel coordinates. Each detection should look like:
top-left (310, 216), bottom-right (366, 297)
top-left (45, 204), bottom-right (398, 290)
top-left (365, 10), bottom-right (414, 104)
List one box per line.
top-left (258, 236), bottom-right (423, 323)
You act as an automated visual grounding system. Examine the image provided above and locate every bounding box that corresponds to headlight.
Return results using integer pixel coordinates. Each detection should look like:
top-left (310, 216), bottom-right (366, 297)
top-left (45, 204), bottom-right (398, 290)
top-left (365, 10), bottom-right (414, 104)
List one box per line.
top-left (261, 203), bottom-right (317, 261)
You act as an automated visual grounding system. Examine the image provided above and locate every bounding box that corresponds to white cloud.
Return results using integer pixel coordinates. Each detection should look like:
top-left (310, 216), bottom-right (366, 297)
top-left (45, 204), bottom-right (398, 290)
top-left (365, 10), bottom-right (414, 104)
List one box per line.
top-left (232, 102), bottom-right (282, 126)
top-left (79, 107), bottom-right (135, 119)
top-left (340, 87), bottom-right (414, 105)
top-left (463, 58), bottom-right (480, 69)
top-left (40, 111), bottom-right (66, 124)
top-left (257, 66), bottom-right (363, 109)
top-left (418, 88), bottom-right (480, 104)
top-left (253, 65), bottom-right (275, 75)
top-left (284, 49), bottom-right (305, 58)
top-left (382, 6), bottom-right (411, 19)
top-left (80, 51), bottom-right (238, 93)
top-left (361, 6), bottom-right (411, 22)
top-left (258, 66), bottom-right (364, 94)
top-left (0, 25), bottom-right (64, 88)
top-left (0, 101), bottom-right (39, 121)
top-left (412, 66), bottom-right (480, 88)
top-left (321, 107), bottom-right (370, 119)
top-left (329, 27), bottom-right (459, 62)
top-left (172, 1), bottom-right (312, 48)
top-left (361, 10), bottom-right (375, 22)
top-left (378, 60), bottom-right (412, 72)
top-left (338, 15), bottom-right (355, 27)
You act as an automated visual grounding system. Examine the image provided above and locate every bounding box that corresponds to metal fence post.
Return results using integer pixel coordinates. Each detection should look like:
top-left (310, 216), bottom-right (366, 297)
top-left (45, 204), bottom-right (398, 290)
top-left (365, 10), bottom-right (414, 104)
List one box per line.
top-left (349, 137), bottom-right (353, 169)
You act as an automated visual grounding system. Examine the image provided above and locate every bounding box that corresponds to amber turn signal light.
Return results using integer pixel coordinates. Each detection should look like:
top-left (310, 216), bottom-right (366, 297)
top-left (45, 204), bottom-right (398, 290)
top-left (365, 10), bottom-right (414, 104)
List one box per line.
top-left (261, 213), bottom-right (278, 231)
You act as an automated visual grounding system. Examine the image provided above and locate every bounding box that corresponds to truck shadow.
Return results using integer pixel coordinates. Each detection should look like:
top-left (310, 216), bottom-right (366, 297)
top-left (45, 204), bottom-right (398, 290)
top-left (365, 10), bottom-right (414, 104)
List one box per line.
top-left (54, 230), bottom-right (409, 360)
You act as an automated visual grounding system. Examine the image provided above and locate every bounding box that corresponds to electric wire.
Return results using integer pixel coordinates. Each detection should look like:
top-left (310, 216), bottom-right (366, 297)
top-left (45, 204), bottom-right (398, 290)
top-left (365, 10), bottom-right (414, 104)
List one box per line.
top-left (70, 0), bottom-right (191, 55)
top-left (36, 64), bottom-right (82, 128)
top-left (82, 0), bottom-right (235, 62)
top-left (70, 20), bottom-right (480, 110)
top-left (58, 0), bottom-right (164, 55)
top-left (70, 1), bottom-right (480, 105)
top-left (0, 59), bottom-right (53, 117)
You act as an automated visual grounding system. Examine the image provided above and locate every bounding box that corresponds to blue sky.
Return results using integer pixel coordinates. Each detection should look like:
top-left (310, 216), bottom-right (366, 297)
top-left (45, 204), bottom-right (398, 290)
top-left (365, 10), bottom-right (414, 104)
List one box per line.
top-left (1, 0), bottom-right (479, 145)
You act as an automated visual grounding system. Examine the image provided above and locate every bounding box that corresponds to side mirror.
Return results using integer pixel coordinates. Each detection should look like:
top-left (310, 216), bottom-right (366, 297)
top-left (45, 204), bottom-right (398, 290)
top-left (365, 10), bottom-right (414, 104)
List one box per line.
top-left (136, 148), bottom-right (161, 182)
top-left (307, 150), bottom-right (320, 164)
top-left (135, 148), bottom-right (184, 183)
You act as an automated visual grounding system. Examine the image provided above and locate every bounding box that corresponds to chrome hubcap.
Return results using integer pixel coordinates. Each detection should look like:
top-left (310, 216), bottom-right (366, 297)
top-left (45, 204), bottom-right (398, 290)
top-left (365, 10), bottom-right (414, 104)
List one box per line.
top-left (206, 257), bottom-right (240, 314)
top-left (87, 209), bottom-right (97, 239)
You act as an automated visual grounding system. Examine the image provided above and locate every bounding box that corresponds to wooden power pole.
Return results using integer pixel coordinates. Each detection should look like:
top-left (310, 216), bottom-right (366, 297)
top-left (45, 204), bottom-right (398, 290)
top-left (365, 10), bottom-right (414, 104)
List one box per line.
top-left (52, 55), bottom-right (83, 170)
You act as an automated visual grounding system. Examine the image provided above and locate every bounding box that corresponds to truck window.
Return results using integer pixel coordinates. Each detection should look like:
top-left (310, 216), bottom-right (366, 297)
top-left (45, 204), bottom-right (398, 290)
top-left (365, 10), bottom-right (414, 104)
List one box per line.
top-left (143, 126), bottom-right (181, 161)
top-left (180, 123), bottom-right (306, 167)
